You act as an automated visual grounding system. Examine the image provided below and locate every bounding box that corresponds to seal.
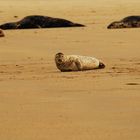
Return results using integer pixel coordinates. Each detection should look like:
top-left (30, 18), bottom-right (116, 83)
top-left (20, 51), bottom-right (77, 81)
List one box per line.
top-left (107, 16), bottom-right (140, 29)
top-left (0, 15), bottom-right (85, 30)
top-left (55, 52), bottom-right (105, 72)
top-left (0, 29), bottom-right (5, 37)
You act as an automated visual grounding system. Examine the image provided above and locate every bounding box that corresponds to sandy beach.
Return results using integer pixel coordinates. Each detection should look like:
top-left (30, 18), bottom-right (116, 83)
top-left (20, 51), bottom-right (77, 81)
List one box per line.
top-left (0, 0), bottom-right (140, 139)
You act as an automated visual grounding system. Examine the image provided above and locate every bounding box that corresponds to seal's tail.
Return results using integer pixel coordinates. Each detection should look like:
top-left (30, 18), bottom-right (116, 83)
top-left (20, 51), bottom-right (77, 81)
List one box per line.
top-left (99, 61), bottom-right (105, 69)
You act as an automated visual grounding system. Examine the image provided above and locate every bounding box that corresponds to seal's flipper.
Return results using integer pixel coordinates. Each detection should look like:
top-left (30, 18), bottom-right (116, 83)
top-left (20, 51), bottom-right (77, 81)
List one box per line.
top-left (75, 60), bottom-right (82, 71)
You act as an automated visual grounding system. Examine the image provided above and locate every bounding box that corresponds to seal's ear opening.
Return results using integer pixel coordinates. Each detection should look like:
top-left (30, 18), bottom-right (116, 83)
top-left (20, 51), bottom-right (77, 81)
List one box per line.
top-left (99, 62), bottom-right (105, 69)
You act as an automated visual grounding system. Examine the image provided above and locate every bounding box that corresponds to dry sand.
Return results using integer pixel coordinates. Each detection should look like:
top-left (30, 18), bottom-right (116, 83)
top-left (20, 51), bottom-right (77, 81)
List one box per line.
top-left (0, 0), bottom-right (140, 140)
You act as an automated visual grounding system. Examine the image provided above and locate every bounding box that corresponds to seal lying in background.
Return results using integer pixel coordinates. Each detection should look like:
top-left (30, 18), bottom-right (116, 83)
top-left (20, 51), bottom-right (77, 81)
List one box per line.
top-left (0, 15), bottom-right (85, 30)
top-left (55, 53), bottom-right (105, 72)
top-left (107, 16), bottom-right (140, 29)
top-left (0, 29), bottom-right (5, 37)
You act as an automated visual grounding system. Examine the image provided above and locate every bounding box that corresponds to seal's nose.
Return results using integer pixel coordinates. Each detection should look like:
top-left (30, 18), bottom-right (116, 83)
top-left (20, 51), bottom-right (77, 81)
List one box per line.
top-left (58, 59), bottom-right (62, 63)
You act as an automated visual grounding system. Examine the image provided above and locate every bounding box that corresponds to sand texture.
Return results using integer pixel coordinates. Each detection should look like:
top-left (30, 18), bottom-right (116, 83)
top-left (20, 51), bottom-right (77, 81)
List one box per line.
top-left (0, 0), bottom-right (140, 140)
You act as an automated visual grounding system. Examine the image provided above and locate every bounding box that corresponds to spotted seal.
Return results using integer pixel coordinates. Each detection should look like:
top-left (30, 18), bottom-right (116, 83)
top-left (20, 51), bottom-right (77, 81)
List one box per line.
top-left (107, 16), bottom-right (140, 29)
top-left (55, 52), bottom-right (105, 72)
top-left (0, 15), bottom-right (85, 30)
top-left (0, 29), bottom-right (4, 37)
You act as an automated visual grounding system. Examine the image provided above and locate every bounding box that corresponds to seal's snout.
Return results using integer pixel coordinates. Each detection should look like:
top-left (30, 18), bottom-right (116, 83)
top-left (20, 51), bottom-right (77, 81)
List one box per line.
top-left (99, 62), bottom-right (105, 69)
top-left (107, 23), bottom-right (114, 29)
top-left (58, 59), bottom-right (62, 63)
top-left (107, 24), bottom-right (111, 29)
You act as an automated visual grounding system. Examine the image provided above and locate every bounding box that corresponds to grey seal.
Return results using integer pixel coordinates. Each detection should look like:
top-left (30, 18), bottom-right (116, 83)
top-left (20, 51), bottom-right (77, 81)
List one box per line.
top-left (107, 16), bottom-right (140, 29)
top-left (0, 15), bottom-right (85, 30)
top-left (55, 52), bottom-right (105, 72)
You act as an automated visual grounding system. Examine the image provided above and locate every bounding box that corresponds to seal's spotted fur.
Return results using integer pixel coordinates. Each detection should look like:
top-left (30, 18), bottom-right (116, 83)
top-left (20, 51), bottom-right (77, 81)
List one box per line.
top-left (108, 16), bottom-right (140, 29)
top-left (55, 53), bottom-right (105, 72)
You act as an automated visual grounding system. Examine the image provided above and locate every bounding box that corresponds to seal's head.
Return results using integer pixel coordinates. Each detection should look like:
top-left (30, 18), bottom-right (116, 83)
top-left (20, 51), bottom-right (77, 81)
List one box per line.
top-left (0, 23), bottom-right (17, 30)
top-left (107, 21), bottom-right (125, 29)
top-left (55, 52), bottom-right (65, 64)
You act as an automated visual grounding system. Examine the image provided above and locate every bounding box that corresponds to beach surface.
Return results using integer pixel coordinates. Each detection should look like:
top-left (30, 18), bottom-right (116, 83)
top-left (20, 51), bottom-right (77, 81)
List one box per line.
top-left (0, 0), bottom-right (140, 139)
